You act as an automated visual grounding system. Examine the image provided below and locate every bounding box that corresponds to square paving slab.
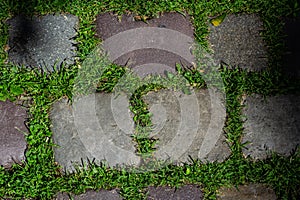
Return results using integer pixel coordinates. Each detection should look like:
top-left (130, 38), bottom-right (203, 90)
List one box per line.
top-left (208, 14), bottom-right (268, 71)
top-left (143, 88), bottom-right (230, 163)
top-left (50, 93), bottom-right (139, 173)
top-left (6, 14), bottom-right (78, 72)
top-left (95, 12), bottom-right (195, 77)
top-left (0, 100), bottom-right (28, 168)
top-left (242, 94), bottom-right (300, 159)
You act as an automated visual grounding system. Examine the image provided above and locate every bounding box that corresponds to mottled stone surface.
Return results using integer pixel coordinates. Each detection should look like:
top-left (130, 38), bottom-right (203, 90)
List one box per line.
top-left (242, 94), bottom-right (300, 159)
top-left (147, 185), bottom-right (203, 200)
top-left (0, 100), bottom-right (28, 168)
top-left (143, 88), bottom-right (230, 163)
top-left (55, 189), bottom-right (122, 200)
top-left (217, 184), bottom-right (277, 200)
top-left (50, 93), bottom-right (140, 173)
top-left (96, 12), bottom-right (195, 77)
top-left (7, 14), bottom-right (78, 72)
top-left (208, 14), bottom-right (268, 71)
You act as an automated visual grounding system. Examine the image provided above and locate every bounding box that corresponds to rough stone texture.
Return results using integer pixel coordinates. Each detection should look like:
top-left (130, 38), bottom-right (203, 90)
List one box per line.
top-left (143, 88), bottom-right (230, 163)
top-left (96, 12), bottom-right (195, 77)
top-left (55, 189), bottom-right (122, 200)
top-left (217, 184), bottom-right (277, 200)
top-left (242, 94), bottom-right (300, 159)
top-left (147, 185), bottom-right (203, 200)
top-left (50, 93), bottom-right (140, 173)
top-left (282, 8), bottom-right (300, 79)
top-left (208, 14), bottom-right (268, 71)
top-left (7, 14), bottom-right (78, 72)
top-left (0, 100), bottom-right (28, 168)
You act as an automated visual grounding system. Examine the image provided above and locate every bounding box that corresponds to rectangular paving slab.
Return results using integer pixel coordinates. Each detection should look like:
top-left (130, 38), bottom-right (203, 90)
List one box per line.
top-left (6, 14), bottom-right (78, 72)
top-left (242, 94), bottom-right (300, 159)
top-left (143, 88), bottom-right (231, 164)
top-left (208, 14), bottom-right (268, 71)
top-left (0, 100), bottom-right (28, 168)
top-left (95, 12), bottom-right (195, 77)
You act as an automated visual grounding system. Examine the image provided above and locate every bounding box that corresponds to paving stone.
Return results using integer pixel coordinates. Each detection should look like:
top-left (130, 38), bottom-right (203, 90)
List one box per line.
top-left (96, 12), bottom-right (195, 77)
top-left (282, 7), bottom-right (300, 79)
top-left (242, 94), bottom-right (300, 159)
top-left (143, 88), bottom-right (230, 163)
top-left (208, 14), bottom-right (268, 71)
top-left (217, 184), bottom-right (277, 200)
top-left (147, 185), bottom-right (203, 200)
top-left (6, 14), bottom-right (78, 72)
top-left (0, 100), bottom-right (28, 168)
top-left (55, 189), bottom-right (122, 200)
top-left (50, 93), bottom-right (140, 173)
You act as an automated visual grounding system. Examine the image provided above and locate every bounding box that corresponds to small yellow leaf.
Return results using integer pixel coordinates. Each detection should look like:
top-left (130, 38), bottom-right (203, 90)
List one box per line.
top-left (210, 14), bottom-right (227, 26)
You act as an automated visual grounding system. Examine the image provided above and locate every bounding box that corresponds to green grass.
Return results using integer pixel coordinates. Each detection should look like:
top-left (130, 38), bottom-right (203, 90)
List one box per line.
top-left (0, 0), bottom-right (300, 199)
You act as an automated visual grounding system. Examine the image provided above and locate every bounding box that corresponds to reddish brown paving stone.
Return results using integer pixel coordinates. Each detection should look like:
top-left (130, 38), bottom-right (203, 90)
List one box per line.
top-left (54, 189), bottom-right (122, 200)
top-left (95, 12), bottom-right (195, 77)
top-left (147, 185), bottom-right (203, 200)
top-left (217, 184), bottom-right (277, 200)
top-left (0, 100), bottom-right (28, 168)
top-left (96, 12), bottom-right (194, 40)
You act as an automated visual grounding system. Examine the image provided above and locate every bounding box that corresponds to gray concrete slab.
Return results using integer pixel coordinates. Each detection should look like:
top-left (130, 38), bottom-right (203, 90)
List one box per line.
top-left (0, 100), bottom-right (28, 168)
top-left (55, 189), bottom-right (122, 200)
top-left (6, 14), bottom-right (78, 72)
top-left (208, 14), bottom-right (268, 71)
top-left (217, 184), bottom-right (277, 200)
top-left (147, 185), bottom-right (203, 200)
top-left (95, 12), bottom-right (195, 77)
top-left (50, 93), bottom-right (140, 173)
top-left (242, 94), bottom-right (300, 159)
top-left (143, 88), bottom-right (230, 163)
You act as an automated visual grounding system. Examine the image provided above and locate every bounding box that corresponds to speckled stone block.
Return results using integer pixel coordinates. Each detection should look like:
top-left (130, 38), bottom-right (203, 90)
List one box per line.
top-left (0, 100), bottom-right (28, 168)
top-left (7, 14), bottom-right (78, 72)
top-left (242, 94), bottom-right (300, 159)
top-left (143, 88), bottom-right (230, 164)
top-left (208, 14), bottom-right (268, 71)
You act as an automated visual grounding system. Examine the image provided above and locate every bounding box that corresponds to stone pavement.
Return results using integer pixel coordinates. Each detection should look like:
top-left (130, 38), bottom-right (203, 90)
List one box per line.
top-left (0, 100), bottom-right (28, 168)
top-left (2, 11), bottom-right (299, 199)
top-left (7, 14), bottom-right (78, 72)
top-left (217, 183), bottom-right (277, 200)
top-left (242, 94), bottom-right (300, 159)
